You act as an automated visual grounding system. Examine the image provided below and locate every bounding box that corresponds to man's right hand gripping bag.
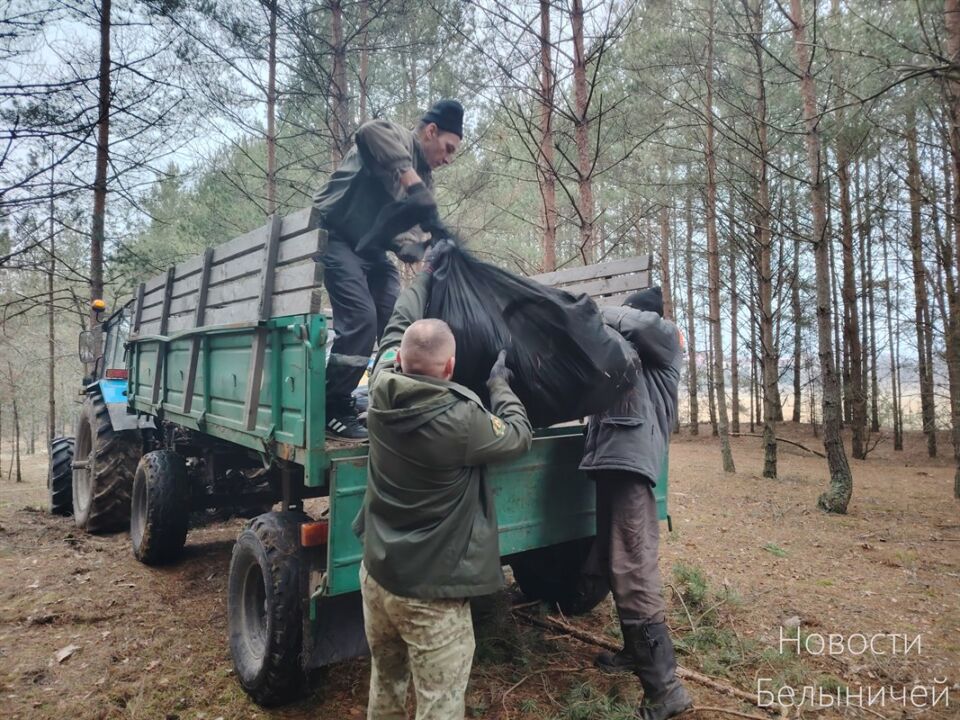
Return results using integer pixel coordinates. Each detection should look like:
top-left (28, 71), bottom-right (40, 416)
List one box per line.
top-left (426, 244), bottom-right (636, 428)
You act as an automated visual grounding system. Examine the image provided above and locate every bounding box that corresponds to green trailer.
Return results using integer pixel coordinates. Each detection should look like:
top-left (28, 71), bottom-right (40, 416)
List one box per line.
top-left (122, 208), bottom-right (664, 706)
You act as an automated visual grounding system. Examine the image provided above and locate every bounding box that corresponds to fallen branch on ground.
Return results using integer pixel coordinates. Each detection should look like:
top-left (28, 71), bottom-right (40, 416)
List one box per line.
top-left (514, 610), bottom-right (774, 714)
top-left (729, 432), bottom-right (826, 458)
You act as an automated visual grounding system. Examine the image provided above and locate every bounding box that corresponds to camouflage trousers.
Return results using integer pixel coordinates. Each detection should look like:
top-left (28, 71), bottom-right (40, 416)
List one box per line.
top-left (360, 563), bottom-right (476, 720)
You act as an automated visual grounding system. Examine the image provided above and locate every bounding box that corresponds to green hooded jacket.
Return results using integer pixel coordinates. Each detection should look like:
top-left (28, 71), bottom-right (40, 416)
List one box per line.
top-left (352, 272), bottom-right (533, 599)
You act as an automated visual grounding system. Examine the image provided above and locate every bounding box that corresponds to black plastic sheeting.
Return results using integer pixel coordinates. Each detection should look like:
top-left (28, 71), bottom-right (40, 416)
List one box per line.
top-left (426, 245), bottom-right (636, 427)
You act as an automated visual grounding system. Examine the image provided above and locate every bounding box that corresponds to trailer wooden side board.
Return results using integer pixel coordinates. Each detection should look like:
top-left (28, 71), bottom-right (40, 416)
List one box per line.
top-left (132, 207), bottom-right (326, 338)
top-left (530, 254), bottom-right (651, 305)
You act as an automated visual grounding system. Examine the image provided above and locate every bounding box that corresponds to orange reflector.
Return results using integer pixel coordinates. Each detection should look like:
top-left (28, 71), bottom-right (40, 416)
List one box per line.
top-left (91, 299), bottom-right (107, 311)
top-left (105, 369), bottom-right (128, 380)
top-left (300, 520), bottom-right (329, 547)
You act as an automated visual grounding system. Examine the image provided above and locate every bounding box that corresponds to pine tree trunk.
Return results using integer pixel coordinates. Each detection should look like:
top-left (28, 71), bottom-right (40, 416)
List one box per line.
top-left (707, 330), bottom-right (718, 436)
top-left (729, 215), bottom-right (740, 434)
top-left (859, 159), bottom-right (881, 433)
top-left (937, 116), bottom-right (960, 497)
top-left (759, 188), bottom-right (778, 477)
top-left (906, 112), bottom-right (938, 457)
top-left (539, 0), bottom-right (557, 272)
top-left (748, 0), bottom-right (777, 476)
top-left (884, 232), bottom-right (903, 450)
top-left (329, 0), bottom-right (349, 164)
top-left (792, 199), bottom-right (803, 423)
top-left (704, 0), bottom-right (735, 472)
top-left (571, 0), bottom-right (595, 263)
top-left (854, 161), bottom-right (872, 434)
top-left (837, 141), bottom-right (866, 458)
top-left (89, 0), bottom-right (111, 350)
top-left (47, 159), bottom-right (57, 445)
top-left (660, 204), bottom-right (674, 320)
top-left (750, 265), bottom-right (758, 434)
top-left (265, 0), bottom-right (278, 213)
top-left (685, 193), bottom-right (699, 435)
top-left (788, 0), bottom-right (853, 512)
top-left (831, 237), bottom-right (850, 425)
top-left (13, 397), bottom-right (21, 483)
top-left (359, 0), bottom-right (370, 124)
top-left (947, 0), bottom-right (960, 496)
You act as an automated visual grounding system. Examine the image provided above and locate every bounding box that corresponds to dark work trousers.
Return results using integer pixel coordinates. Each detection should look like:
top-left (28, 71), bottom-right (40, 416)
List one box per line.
top-left (584, 470), bottom-right (665, 624)
top-left (323, 238), bottom-right (400, 403)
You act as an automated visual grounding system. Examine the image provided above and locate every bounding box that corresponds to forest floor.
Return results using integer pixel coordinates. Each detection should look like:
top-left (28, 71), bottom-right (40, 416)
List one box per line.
top-left (0, 426), bottom-right (957, 720)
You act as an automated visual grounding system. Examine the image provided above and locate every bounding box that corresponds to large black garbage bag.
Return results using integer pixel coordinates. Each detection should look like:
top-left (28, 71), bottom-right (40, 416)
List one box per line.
top-left (426, 245), bottom-right (636, 427)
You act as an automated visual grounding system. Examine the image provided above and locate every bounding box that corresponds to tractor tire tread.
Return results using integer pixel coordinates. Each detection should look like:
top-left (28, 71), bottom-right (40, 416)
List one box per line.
top-left (73, 393), bottom-right (141, 534)
top-left (229, 511), bottom-right (307, 707)
top-left (132, 450), bottom-right (190, 565)
top-left (48, 436), bottom-right (74, 516)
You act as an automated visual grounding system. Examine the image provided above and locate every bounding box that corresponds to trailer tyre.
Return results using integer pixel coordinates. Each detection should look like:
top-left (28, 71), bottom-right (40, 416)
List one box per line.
top-left (72, 393), bottom-right (142, 533)
top-left (48, 436), bottom-right (75, 516)
top-left (510, 537), bottom-right (609, 615)
top-left (228, 511), bottom-right (307, 707)
top-left (131, 451), bottom-right (190, 565)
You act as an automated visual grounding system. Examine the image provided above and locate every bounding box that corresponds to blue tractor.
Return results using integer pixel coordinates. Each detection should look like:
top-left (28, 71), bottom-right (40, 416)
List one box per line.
top-left (48, 300), bottom-right (149, 532)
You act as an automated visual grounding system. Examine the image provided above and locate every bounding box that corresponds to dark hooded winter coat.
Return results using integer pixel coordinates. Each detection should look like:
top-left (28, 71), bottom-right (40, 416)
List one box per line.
top-left (579, 304), bottom-right (682, 484)
top-left (352, 272), bottom-right (533, 599)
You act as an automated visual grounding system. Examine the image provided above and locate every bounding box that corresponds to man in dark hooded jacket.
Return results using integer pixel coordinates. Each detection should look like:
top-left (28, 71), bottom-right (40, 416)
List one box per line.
top-left (313, 100), bottom-right (463, 441)
top-left (353, 248), bottom-right (533, 720)
top-left (579, 286), bottom-right (693, 720)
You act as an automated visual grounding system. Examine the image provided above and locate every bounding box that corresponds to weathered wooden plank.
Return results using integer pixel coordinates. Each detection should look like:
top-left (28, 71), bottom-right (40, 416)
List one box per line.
top-left (557, 270), bottom-right (650, 300)
top-left (183, 248), bottom-right (214, 414)
top-left (138, 318), bottom-right (161, 336)
top-left (243, 215), bottom-right (283, 430)
top-left (163, 231), bottom-right (322, 311)
top-left (137, 207), bottom-right (321, 304)
top-left (166, 289), bottom-right (322, 330)
top-left (133, 283), bottom-right (145, 333)
top-left (142, 274), bottom-right (168, 295)
top-left (531, 254), bottom-right (650, 288)
top-left (173, 255), bottom-right (204, 282)
top-left (169, 260), bottom-right (322, 317)
top-left (278, 228), bottom-right (326, 265)
top-left (151, 267), bottom-right (176, 404)
top-left (279, 206), bottom-right (320, 241)
top-left (140, 303), bottom-right (163, 324)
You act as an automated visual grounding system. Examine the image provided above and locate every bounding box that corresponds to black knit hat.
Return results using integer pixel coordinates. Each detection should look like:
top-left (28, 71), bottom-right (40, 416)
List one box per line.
top-left (623, 286), bottom-right (664, 316)
top-left (422, 99), bottom-right (464, 138)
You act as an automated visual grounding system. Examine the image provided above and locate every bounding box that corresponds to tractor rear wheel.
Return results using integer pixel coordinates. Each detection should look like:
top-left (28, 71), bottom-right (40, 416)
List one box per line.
top-left (228, 511), bottom-right (307, 707)
top-left (131, 450), bottom-right (190, 565)
top-left (72, 393), bottom-right (142, 533)
top-left (510, 537), bottom-right (609, 615)
top-left (48, 436), bottom-right (74, 516)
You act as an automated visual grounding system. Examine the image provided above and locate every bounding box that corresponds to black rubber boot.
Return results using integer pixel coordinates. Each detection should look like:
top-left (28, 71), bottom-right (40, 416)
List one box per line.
top-left (326, 396), bottom-right (368, 442)
top-left (595, 621), bottom-right (639, 674)
top-left (628, 622), bottom-right (693, 720)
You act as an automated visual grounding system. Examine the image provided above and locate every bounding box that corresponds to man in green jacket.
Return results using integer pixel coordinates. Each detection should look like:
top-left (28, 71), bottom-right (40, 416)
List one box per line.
top-left (353, 254), bottom-right (533, 720)
top-left (314, 100), bottom-right (463, 441)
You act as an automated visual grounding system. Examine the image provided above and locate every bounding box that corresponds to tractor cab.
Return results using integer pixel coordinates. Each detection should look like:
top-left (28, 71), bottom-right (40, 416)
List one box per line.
top-left (79, 299), bottom-right (133, 385)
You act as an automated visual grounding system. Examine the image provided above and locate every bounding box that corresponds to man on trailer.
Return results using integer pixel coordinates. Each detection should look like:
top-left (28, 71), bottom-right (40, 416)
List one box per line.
top-left (354, 248), bottom-right (533, 719)
top-left (579, 286), bottom-right (693, 720)
top-left (313, 99), bottom-right (464, 441)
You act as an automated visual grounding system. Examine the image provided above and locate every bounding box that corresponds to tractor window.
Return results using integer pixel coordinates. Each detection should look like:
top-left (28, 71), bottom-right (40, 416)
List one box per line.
top-left (103, 309), bottom-right (131, 371)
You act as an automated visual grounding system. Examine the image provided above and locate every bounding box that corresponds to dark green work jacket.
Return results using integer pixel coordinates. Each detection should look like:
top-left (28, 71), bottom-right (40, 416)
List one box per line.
top-left (313, 119), bottom-right (433, 252)
top-left (352, 273), bottom-right (533, 599)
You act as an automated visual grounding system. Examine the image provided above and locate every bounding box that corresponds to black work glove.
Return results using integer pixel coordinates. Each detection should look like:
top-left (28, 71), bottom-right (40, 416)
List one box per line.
top-left (355, 182), bottom-right (439, 255)
top-left (487, 349), bottom-right (514, 385)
